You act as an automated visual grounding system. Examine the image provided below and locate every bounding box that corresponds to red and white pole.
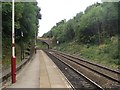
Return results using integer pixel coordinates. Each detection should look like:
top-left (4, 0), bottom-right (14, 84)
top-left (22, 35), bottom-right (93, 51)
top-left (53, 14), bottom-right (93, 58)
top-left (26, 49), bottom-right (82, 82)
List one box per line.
top-left (11, 0), bottom-right (16, 83)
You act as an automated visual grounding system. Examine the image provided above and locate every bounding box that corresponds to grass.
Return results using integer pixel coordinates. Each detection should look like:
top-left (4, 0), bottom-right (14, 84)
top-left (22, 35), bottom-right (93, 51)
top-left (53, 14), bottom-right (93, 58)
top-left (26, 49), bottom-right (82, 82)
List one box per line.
top-left (54, 36), bottom-right (119, 70)
top-left (2, 40), bottom-right (47, 70)
top-left (2, 44), bottom-right (22, 70)
top-left (37, 42), bottom-right (48, 49)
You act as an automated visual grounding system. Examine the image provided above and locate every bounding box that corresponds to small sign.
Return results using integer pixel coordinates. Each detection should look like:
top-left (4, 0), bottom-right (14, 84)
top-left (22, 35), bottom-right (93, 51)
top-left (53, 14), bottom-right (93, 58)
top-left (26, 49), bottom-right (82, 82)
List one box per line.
top-left (57, 41), bottom-right (59, 44)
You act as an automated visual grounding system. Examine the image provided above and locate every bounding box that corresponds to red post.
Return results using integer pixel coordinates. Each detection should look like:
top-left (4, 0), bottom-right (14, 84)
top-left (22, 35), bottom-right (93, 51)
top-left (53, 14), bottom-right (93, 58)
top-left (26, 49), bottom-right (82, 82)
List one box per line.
top-left (11, 56), bottom-right (16, 83)
top-left (11, 0), bottom-right (16, 83)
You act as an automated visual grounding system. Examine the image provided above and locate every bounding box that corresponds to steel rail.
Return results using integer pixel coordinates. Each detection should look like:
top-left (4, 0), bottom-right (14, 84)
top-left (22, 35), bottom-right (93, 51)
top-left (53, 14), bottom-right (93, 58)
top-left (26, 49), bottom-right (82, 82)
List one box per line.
top-left (49, 50), bottom-right (120, 83)
top-left (45, 51), bottom-right (104, 90)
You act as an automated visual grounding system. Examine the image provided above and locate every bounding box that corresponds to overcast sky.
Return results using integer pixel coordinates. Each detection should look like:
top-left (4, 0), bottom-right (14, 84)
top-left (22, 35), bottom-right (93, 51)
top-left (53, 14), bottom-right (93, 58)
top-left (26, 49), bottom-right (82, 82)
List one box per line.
top-left (37, 0), bottom-right (102, 37)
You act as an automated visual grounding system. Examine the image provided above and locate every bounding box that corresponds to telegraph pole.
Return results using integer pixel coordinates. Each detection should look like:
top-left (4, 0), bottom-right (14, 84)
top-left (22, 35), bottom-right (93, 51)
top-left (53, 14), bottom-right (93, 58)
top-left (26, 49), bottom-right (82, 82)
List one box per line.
top-left (11, 0), bottom-right (16, 83)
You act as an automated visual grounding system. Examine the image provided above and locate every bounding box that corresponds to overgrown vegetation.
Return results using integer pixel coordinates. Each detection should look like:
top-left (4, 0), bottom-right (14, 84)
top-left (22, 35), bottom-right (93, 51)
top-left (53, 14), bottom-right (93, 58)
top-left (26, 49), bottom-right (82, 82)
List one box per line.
top-left (54, 36), bottom-right (119, 69)
top-left (43, 2), bottom-right (119, 69)
top-left (37, 41), bottom-right (49, 49)
top-left (2, 2), bottom-right (41, 69)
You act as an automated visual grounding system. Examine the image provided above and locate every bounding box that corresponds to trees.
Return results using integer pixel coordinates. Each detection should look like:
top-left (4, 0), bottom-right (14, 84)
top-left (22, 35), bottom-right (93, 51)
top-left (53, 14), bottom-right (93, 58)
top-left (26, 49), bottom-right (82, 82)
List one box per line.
top-left (64, 22), bottom-right (75, 42)
top-left (2, 2), bottom-right (41, 45)
top-left (44, 2), bottom-right (118, 46)
top-left (2, 3), bottom-right (12, 62)
top-left (15, 2), bottom-right (41, 43)
top-left (2, 2), bottom-right (41, 67)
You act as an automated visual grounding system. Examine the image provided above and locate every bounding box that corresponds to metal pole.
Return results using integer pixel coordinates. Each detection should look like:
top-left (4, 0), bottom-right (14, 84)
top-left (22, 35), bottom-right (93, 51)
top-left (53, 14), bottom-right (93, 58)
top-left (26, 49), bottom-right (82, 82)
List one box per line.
top-left (11, 0), bottom-right (16, 83)
top-left (21, 32), bottom-right (23, 60)
top-left (35, 30), bottom-right (36, 54)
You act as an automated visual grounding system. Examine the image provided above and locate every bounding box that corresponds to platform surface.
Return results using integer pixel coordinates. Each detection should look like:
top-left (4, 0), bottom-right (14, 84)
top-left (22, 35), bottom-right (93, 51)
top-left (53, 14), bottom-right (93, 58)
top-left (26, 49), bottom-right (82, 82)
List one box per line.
top-left (5, 50), bottom-right (72, 88)
top-left (39, 50), bottom-right (71, 88)
top-left (6, 51), bottom-right (40, 88)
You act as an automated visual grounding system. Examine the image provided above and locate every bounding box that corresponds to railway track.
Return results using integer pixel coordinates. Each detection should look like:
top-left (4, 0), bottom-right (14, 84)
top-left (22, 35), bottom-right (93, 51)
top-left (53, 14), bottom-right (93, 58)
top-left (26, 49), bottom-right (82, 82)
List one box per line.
top-left (44, 49), bottom-right (120, 89)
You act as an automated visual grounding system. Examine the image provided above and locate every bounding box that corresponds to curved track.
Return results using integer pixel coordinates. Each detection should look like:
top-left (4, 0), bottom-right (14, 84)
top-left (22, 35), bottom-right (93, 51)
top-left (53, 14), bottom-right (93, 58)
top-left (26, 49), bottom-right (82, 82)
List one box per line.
top-left (45, 49), bottom-right (120, 89)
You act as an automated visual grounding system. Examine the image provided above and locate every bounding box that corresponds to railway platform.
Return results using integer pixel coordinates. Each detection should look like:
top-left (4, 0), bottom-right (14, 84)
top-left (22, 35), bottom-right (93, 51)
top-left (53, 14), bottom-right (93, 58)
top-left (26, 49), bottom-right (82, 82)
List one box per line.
top-left (3, 50), bottom-right (72, 88)
top-left (39, 50), bottom-right (72, 88)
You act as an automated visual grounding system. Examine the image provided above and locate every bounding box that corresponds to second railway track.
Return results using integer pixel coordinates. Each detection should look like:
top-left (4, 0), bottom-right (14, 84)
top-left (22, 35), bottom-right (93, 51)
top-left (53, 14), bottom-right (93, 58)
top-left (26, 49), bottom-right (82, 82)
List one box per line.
top-left (44, 49), bottom-right (120, 89)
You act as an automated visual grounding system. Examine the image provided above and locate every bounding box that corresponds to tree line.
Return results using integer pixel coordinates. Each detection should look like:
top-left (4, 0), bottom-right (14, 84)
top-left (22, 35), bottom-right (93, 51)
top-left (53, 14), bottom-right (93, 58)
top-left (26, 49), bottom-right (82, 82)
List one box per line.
top-left (2, 2), bottom-right (41, 68)
top-left (43, 2), bottom-right (119, 45)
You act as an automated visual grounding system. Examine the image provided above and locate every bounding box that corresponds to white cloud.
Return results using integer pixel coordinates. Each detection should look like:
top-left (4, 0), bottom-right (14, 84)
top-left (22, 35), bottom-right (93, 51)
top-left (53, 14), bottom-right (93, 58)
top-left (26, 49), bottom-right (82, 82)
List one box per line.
top-left (37, 0), bottom-right (101, 37)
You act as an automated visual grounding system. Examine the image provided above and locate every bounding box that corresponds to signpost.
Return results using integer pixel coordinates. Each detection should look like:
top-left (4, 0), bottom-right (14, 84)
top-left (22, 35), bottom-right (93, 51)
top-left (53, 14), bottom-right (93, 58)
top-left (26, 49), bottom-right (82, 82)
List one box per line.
top-left (11, 0), bottom-right (16, 83)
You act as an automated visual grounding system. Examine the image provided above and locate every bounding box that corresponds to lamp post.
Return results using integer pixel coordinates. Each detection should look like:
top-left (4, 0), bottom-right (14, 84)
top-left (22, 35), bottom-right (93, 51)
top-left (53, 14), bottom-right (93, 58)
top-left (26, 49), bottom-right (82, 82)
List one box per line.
top-left (35, 30), bottom-right (36, 54)
top-left (11, 0), bottom-right (16, 83)
top-left (21, 31), bottom-right (23, 61)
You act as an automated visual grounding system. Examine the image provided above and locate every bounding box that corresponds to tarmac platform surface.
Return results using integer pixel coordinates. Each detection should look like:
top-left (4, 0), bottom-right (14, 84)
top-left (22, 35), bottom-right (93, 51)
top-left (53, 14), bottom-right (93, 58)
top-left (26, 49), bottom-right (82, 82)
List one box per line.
top-left (5, 50), bottom-right (72, 88)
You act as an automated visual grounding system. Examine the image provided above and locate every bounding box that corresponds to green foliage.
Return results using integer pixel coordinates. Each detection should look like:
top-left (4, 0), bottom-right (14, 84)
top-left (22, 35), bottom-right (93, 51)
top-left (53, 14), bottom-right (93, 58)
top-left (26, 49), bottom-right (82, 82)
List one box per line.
top-left (54, 36), bottom-right (119, 69)
top-left (44, 2), bottom-right (118, 45)
top-left (37, 41), bottom-right (48, 49)
top-left (64, 23), bottom-right (75, 42)
top-left (43, 2), bottom-right (119, 69)
top-left (2, 2), bottom-right (41, 69)
top-left (2, 2), bottom-right (12, 38)
top-left (43, 19), bottom-right (67, 43)
top-left (15, 2), bottom-right (41, 44)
